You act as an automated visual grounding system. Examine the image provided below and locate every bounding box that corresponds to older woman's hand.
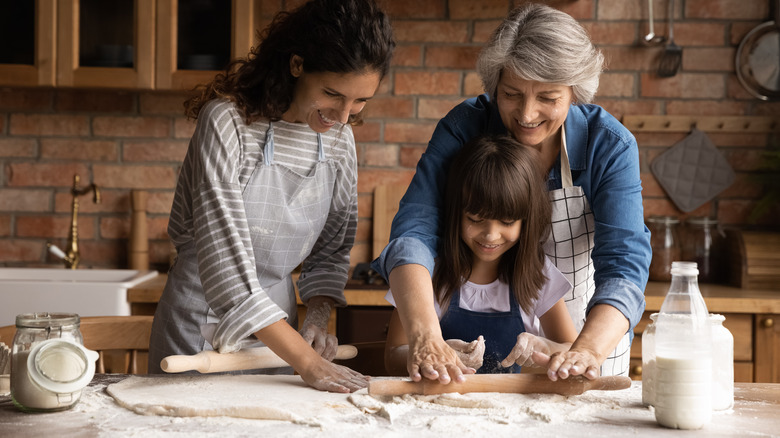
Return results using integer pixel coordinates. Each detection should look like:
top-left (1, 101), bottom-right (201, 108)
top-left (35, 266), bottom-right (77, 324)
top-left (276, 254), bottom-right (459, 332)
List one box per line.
top-left (532, 349), bottom-right (601, 380)
top-left (408, 333), bottom-right (475, 383)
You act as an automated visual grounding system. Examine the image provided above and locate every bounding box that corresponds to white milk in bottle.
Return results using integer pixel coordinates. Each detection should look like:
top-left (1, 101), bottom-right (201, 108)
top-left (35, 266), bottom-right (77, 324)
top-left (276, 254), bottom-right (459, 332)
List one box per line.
top-left (653, 261), bottom-right (712, 430)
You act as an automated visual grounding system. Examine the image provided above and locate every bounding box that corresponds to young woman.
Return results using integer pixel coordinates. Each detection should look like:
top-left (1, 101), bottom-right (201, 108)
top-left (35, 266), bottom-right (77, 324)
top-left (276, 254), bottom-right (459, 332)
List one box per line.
top-left (384, 136), bottom-right (577, 375)
top-left (148, 0), bottom-right (395, 393)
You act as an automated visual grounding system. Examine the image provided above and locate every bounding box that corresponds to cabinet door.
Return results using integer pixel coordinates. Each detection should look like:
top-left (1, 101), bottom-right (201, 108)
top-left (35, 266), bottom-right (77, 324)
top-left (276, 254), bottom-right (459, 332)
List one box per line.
top-left (755, 314), bottom-right (779, 383)
top-left (155, 0), bottom-right (260, 90)
top-left (0, 0), bottom-right (56, 86)
top-left (57, 0), bottom-right (155, 88)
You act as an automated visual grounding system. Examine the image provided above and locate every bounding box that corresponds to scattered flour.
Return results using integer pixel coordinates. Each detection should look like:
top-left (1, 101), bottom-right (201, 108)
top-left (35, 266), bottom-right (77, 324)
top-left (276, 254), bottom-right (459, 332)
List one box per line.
top-left (58, 378), bottom-right (653, 437)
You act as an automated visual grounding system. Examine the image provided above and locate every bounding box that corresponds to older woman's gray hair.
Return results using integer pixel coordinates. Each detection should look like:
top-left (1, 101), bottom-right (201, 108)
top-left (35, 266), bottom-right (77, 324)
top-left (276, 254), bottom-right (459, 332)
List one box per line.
top-left (477, 3), bottom-right (604, 105)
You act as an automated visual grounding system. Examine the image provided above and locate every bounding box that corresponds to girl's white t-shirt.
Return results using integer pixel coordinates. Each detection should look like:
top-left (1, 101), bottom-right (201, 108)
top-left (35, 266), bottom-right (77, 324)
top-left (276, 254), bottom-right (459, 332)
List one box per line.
top-left (384, 256), bottom-right (572, 337)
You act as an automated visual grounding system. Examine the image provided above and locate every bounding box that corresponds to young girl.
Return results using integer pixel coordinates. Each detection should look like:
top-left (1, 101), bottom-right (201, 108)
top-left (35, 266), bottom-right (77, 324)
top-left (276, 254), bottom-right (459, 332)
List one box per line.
top-left (384, 135), bottom-right (577, 374)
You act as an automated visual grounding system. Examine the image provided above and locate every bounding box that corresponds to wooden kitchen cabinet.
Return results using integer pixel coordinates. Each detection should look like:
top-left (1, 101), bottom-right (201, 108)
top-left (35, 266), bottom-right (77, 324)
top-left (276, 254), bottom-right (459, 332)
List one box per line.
top-left (57, 0), bottom-right (155, 88)
top-left (755, 314), bottom-right (780, 382)
top-left (0, 0), bottom-right (56, 86)
top-left (0, 0), bottom-right (261, 90)
top-left (155, 0), bottom-right (260, 90)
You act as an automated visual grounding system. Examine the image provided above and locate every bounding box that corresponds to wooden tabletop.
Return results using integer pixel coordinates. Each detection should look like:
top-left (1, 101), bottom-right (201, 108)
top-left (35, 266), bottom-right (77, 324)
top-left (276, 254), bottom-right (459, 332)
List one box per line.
top-left (129, 274), bottom-right (780, 314)
top-left (0, 375), bottom-right (778, 437)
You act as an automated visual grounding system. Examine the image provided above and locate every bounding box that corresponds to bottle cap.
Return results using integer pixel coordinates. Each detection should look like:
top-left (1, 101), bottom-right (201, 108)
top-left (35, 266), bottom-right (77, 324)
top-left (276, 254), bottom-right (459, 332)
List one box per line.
top-left (26, 339), bottom-right (98, 394)
top-left (670, 261), bottom-right (698, 276)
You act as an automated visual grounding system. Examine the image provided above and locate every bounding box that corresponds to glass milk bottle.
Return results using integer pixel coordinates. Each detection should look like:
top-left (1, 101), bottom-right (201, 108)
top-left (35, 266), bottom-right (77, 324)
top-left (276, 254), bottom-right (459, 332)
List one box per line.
top-left (654, 262), bottom-right (712, 430)
top-left (710, 314), bottom-right (734, 411)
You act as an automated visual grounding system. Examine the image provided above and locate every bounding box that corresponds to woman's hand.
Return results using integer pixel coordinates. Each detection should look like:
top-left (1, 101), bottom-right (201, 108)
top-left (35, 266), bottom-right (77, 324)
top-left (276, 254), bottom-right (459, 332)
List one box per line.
top-left (299, 357), bottom-right (369, 393)
top-left (255, 319), bottom-right (366, 392)
top-left (445, 336), bottom-right (485, 370)
top-left (500, 333), bottom-right (571, 369)
top-left (408, 332), bottom-right (475, 383)
top-left (532, 349), bottom-right (601, 380)
top-left (299, 296), bottom-right (338, 361)
top-left (533, 304), bottom-right (629, 380)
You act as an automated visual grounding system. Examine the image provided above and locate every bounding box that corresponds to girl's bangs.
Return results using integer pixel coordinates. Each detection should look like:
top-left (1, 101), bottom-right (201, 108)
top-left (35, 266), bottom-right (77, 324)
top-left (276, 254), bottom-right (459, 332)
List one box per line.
top-left (461, 165), bottom-right (529, 220)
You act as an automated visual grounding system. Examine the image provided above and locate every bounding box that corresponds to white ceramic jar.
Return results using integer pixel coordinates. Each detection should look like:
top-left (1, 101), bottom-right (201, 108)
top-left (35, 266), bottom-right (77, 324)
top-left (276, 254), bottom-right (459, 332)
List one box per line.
top-left (641, 313), bottom-right (658, 406)
top-left (710, 314), bottom-right (734, 411)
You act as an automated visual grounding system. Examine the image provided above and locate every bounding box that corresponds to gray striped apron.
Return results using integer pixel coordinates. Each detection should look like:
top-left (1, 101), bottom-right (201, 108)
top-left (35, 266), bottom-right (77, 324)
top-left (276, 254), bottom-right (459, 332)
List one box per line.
top-left (543, 128), bottom-right (631, 377)
top-left (149, 123), bottom-right (336, 372)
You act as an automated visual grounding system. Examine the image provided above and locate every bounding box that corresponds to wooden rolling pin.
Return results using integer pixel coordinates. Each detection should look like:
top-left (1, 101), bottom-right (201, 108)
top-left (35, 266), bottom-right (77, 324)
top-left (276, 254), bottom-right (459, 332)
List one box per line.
top-left (161, 345), bottom-right (358, 373)
top-left (368, 374), bottom-right (632, 396)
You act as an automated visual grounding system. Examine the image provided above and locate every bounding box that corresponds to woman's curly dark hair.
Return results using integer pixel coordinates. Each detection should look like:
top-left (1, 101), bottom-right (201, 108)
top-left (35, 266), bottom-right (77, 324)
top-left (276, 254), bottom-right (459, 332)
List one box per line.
top-left (184, 0), bottom-right (395, 125)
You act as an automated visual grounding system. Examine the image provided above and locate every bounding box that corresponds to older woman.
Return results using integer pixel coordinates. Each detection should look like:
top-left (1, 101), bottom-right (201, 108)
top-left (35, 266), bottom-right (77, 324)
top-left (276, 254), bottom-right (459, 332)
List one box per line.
top-left (372, 3), bottom-right (651, 383)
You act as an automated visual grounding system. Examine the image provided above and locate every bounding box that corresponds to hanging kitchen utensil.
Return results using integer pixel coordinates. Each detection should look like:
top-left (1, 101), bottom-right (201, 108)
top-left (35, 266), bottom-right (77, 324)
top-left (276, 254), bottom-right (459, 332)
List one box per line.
top-left (736, 0), bottom-right (780, 100)
top-left (657, 0), bottom-right (682, 77)
top-left (650, 129), bottom-right (735, 212)
top-left (643, 0), bottom-right (666, 46)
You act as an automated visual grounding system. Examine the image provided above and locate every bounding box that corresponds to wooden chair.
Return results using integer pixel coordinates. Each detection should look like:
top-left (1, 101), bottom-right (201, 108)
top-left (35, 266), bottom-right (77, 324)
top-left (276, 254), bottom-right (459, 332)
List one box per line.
top-left (0, 315), bottom-right (153, 374)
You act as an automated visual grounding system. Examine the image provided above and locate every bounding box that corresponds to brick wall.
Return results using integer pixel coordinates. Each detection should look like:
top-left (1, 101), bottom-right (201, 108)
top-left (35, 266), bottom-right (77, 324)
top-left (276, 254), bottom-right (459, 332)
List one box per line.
top-left (1, 0), bottom-right (778, 269)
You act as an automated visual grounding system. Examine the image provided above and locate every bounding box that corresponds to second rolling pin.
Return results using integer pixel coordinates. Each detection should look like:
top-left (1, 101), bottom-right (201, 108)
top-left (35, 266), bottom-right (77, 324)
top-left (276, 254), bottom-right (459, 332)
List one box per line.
top-left (161, 345), bottom-right (358, 373)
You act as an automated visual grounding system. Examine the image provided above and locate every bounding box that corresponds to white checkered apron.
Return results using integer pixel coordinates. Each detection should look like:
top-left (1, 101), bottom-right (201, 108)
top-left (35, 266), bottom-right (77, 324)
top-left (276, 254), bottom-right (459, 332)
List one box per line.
top-left (543, 129), bottom-right (631, 377)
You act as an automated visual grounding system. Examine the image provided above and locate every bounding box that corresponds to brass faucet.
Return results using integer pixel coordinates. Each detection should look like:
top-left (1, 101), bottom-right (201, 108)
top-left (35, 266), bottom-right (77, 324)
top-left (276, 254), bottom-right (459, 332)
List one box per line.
top-left (53, 174), bottom-right (101, 269)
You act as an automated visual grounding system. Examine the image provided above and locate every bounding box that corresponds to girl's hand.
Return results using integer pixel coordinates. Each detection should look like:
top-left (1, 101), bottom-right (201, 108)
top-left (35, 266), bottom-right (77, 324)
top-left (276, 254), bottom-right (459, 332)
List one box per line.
top-left (500, 333), bottom-right (570, 369)
top-left (299, 297), bottom-right (338, 361)
top-left (533, 350), bottom-right (601, 381)
top-left (408, 333), bottom-right (475, 383)
top-left (299, 358), bottom-right (369, 393)
top-left (445, 336), bottom-right (485, 370)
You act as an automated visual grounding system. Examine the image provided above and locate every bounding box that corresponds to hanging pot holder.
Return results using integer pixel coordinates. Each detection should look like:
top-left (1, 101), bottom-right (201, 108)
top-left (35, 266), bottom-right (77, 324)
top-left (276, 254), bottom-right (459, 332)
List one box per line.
top-left (650, 128), bottom-right (735, 212)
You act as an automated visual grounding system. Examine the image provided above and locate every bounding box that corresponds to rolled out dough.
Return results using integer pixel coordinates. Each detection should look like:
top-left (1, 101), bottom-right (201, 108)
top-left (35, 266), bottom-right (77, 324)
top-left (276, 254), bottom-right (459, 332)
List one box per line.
top-left (106, 375), bottom-right (362, 425)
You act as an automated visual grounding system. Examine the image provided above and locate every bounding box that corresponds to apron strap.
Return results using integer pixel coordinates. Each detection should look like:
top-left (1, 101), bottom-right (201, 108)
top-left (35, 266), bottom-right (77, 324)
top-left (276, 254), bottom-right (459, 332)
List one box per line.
top-left (316, 133), bottom-right (325, 162)
top-left (263, 123), bottom-right (275, 166)
top-left (560, 127), bottom-right (573, 188)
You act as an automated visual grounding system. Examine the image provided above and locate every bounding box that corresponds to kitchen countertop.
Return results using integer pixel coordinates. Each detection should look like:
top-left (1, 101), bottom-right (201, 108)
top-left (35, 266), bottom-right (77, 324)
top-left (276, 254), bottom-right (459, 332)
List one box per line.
top-left (0, 375), bottom-right (778, 437)
top-left (128, 274), bottom-right (780, 313)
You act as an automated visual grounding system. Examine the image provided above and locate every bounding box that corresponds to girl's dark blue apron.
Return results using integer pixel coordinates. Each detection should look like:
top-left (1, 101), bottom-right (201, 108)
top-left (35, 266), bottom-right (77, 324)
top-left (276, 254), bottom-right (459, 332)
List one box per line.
top-left (439, 288), bottom-right (525, 374)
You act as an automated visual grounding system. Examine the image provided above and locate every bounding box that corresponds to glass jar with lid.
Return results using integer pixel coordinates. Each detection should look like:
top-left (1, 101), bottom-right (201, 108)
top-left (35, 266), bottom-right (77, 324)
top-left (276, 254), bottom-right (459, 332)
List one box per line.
top-left (681, 217), bottom-right (725, 284)
top-left (646, 216), bottom-right (682, 282)
top-left (10, 313), bottom-right (98, 412)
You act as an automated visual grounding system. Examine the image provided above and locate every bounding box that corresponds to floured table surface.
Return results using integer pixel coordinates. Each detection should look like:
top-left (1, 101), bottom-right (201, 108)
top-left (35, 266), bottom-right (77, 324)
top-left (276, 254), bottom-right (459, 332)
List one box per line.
top-left (0, 374), bottom-right (778, 437)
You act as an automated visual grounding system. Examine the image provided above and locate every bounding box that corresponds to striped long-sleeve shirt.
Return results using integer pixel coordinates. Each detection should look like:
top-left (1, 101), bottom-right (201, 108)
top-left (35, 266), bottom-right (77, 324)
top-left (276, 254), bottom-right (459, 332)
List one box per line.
top-left (167, 99), bottom-right (357, 352)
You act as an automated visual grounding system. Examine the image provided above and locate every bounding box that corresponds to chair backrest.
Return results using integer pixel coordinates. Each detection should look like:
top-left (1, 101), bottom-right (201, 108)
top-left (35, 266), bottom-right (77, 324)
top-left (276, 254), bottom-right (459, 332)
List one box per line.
top-left (372, 184), bottom-right (408, 260)
top-left (0, 315), bottom-right (153, 374)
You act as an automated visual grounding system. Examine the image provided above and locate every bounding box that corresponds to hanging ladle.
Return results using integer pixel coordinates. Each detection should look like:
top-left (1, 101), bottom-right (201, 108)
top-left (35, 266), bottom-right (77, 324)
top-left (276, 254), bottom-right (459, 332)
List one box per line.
top-left (643, 0), bottom-right (666, 46)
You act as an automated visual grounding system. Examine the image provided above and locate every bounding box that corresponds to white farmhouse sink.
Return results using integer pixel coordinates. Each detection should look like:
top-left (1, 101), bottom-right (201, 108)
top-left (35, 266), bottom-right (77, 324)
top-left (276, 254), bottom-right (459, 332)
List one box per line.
top-left (0, 268), bottom-right (158, 326)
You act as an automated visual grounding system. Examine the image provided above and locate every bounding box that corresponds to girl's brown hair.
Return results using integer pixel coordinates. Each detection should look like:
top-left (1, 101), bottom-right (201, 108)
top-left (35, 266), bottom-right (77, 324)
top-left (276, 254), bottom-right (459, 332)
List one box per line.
top-left (184, 0), bottom-right (395, 124)
top-left (432, 135), bottom-right (552, 314)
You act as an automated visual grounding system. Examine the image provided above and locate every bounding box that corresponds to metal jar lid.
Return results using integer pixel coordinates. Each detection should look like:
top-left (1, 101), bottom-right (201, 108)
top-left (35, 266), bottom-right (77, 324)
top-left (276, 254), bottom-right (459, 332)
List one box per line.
top-left (15, 313), bottom-right (80, 330)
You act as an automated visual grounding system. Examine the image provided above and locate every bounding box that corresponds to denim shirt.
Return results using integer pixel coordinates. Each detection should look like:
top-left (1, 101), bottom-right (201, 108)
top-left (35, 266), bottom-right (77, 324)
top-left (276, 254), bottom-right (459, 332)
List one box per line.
top-left (371, 94), bottom-right (651, 331)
